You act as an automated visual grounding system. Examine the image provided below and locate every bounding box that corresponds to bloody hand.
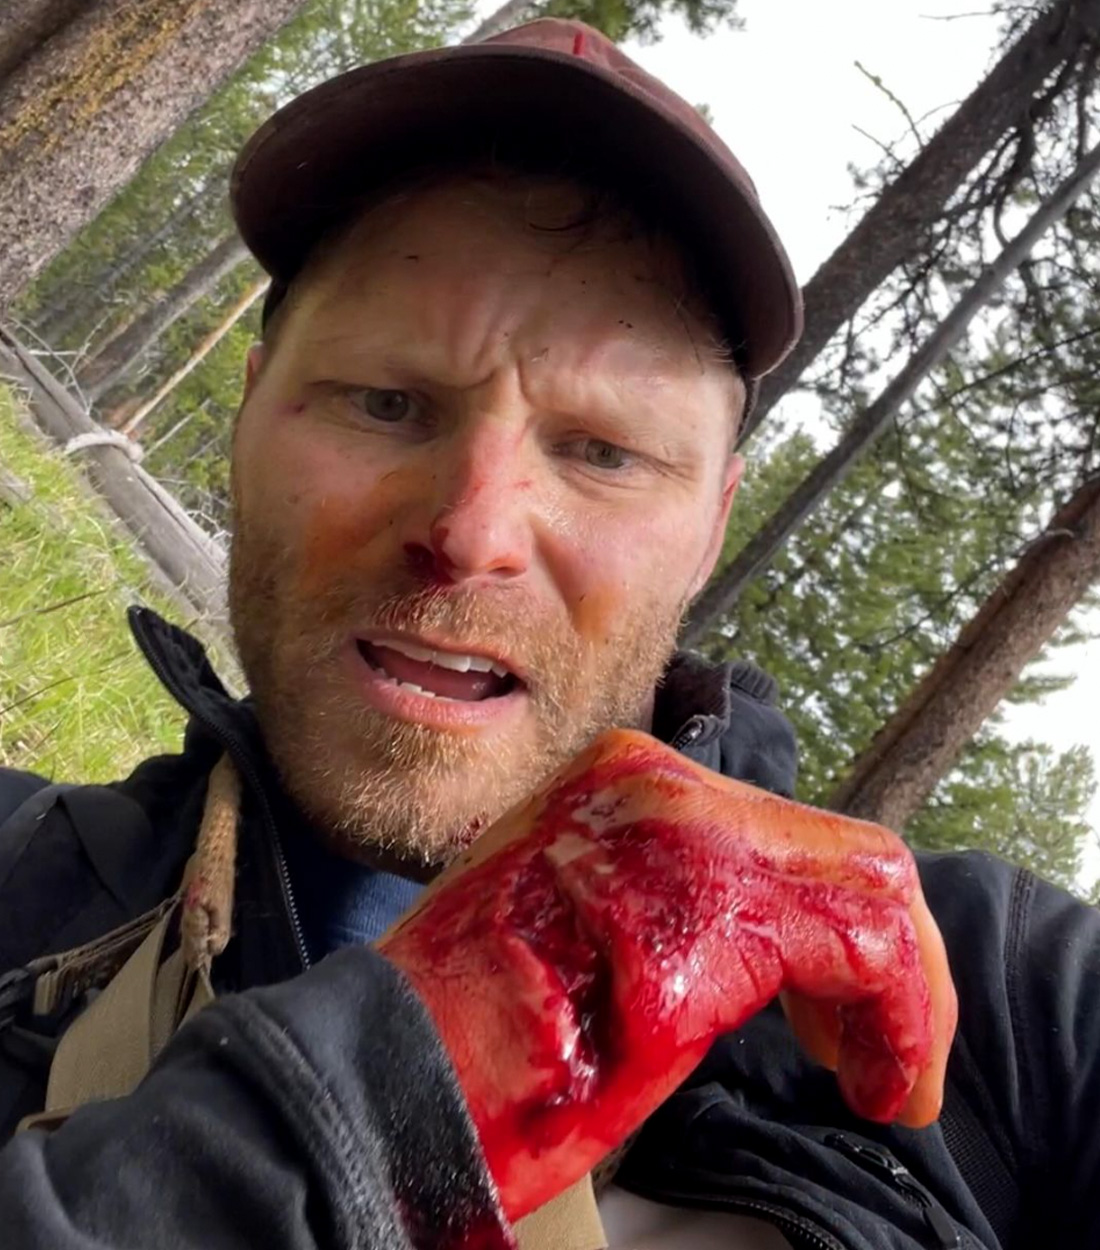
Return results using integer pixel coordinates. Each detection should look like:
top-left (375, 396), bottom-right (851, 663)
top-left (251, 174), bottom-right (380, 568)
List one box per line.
top-left (378, 729), bottom-right (957, 1222)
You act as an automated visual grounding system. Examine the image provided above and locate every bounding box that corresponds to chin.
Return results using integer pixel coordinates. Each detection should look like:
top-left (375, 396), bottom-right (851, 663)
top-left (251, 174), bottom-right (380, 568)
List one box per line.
top-left (284, 749), bottom-right (496, 869)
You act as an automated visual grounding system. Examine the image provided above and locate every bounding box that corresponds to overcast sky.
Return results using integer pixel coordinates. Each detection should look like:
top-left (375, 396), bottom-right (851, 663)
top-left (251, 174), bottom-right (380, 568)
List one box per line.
top-left (473, 0), bottom-right (1100, 881)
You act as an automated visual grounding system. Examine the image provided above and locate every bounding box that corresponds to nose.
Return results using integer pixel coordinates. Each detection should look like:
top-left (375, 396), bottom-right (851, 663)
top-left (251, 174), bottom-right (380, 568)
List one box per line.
top-left (408, 422), bottom-right (535, 585)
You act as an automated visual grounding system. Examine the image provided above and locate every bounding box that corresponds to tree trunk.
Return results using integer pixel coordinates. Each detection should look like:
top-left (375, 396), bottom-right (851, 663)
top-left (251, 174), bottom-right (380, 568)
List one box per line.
top-left (120, 277), bottom-right (268, 437)
top-left (34, 171), bottom-right (228, 345)
top-left (680, 142), bottom-right (1100, 648)
top-left (0, 0), bottom-right (306, 310)
top-left (78, 234), bottom-right (249, 402)
top-left (0, 0), bottom-right (85, 83)
top-left (57, 0), bottom-right (533, 368)
top-left (828, 474), bottom-right (1100, 830)
top-left (29, 15), bottom-right (344, 350)
top-left (0, 325), bottom-right (228, 629)
top-left (740, 0), bottom-right (1100, 444)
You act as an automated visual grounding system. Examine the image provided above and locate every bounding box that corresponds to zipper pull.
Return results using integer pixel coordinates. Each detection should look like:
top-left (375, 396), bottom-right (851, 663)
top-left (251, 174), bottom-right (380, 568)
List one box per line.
top-left (920, 1202), bottom-right (962, 1249)
top-left (826, 1134), bottom-right (960, 1249)
top-left (670, 716), bottom-right (705, 750)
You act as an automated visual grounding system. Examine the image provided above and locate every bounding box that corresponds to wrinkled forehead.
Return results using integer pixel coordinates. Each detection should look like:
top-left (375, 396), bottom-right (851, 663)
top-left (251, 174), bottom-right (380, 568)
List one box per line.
top-left (270, 171), bottom-right (731, 360)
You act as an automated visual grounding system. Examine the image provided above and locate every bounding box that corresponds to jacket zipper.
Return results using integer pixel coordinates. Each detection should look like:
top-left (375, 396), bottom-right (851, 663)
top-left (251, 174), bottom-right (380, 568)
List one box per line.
top-left (271, 824), bottom-right (311, 969)
top-left (135, 637), bottom-right (311, 974)
top-left (208, 720), bottom-right (312, 972)
top-left (825, 1134), bottom-right (961, 1249)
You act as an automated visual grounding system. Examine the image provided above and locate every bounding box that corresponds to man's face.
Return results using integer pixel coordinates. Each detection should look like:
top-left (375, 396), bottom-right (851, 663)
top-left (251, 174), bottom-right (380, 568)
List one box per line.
top-left (229, 177), bottom-right (743, 871)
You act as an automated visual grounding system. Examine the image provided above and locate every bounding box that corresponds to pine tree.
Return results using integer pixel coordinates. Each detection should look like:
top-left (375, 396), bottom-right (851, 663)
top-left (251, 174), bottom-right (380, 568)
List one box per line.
top-left (907, 741), bottom-right (1096, 894)
top-left (0, 0), bottom-right (309, 307)
top-left (77, 235), bottom-right (251, 403)
top-left (830, 475), bottom-right (1100, 832)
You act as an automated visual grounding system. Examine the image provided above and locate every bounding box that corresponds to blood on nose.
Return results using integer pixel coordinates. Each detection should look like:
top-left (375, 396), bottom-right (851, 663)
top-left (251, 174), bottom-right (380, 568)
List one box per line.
top-left (424, 467), bottom-right (529, 579)
top-left (404, 540), bottom-right (455, 586)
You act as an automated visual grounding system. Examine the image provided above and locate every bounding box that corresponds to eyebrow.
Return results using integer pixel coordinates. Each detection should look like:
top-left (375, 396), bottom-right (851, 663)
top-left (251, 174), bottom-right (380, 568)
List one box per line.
top-left (296, 312), bottom-right (720, 461)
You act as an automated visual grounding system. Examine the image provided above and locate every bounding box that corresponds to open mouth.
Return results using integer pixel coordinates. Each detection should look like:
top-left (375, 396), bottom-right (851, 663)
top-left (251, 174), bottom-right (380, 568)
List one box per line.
top-left (356, 637), bottom-right (523, 703)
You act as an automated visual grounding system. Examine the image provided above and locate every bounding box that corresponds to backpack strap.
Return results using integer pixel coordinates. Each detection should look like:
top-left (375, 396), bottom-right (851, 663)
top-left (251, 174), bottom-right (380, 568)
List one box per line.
top-left (0, 782), bottom-right (74, 899)
top-left (15, 754), bottom-right (608, 1246)
top-left (43, 903), bottom-right (187, 1113)
top-left (28, 896), bottom-right (176, 1021)
top-left (16, 755), bottom-right (240, 1126)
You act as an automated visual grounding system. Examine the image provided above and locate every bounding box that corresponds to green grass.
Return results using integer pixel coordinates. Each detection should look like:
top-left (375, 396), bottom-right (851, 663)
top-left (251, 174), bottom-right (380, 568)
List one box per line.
top-left (0, 384), bottom-right (229, 784)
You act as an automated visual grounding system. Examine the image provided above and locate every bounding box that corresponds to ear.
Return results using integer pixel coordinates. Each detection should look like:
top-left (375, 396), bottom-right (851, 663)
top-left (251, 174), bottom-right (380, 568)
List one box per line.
top-left (689, 453), bottom-right (745, 599)
top-left (232, 343), bottom-right (267, 462)
top-left (243, 342), bottom-right (265, 399)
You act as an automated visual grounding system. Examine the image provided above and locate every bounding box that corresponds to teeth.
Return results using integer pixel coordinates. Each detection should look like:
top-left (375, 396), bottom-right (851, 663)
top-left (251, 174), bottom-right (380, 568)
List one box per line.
top-left (438, 653), bottom-right (475, 673)
top-left (369, 637), bottom-right (512, 679)
top-left (370, 666), bottom-right (453, 701)
top-left (379, 638), bottom-right (435, 664)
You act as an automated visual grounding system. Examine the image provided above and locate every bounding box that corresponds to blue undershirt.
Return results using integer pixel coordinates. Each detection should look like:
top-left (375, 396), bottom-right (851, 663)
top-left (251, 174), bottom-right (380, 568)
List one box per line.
top-left (279, 816), bottom-right (424, 959)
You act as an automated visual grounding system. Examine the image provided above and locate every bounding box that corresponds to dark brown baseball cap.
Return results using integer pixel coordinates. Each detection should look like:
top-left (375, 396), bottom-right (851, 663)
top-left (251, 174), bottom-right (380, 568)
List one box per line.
top-left (231, 18), bottom-right (802, 382)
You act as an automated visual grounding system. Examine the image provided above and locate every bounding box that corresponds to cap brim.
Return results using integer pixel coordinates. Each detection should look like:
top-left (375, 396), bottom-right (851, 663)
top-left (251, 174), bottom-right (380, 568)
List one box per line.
top-left (231, 44), bottom-right (801, 379)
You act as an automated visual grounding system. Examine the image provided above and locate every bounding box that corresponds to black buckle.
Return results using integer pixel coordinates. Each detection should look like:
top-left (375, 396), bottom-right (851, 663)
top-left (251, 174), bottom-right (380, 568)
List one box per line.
top-left (0, 966), bottom-right (35, 1032)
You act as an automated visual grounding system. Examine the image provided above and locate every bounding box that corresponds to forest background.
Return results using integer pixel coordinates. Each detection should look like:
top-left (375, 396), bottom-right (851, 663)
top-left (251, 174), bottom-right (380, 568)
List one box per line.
top-left (2, 0), bottom-right (1099, 899)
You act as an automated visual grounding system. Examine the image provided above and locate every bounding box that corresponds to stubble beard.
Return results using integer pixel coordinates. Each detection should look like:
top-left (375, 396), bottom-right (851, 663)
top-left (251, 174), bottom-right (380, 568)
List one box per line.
top-left (228, 516), bottom-right (686, 872)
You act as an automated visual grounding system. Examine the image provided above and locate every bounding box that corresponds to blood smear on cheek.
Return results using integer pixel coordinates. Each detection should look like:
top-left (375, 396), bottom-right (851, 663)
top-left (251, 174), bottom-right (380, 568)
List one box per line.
top-left (295, 466), bottom-right (423, 598)
top-left (296, 505), bottom-right (371, 598)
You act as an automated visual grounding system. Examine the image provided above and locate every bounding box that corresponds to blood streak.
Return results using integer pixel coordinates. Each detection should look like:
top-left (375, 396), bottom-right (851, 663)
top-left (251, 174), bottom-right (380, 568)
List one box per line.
top-left (404, 540), bottom-right (455, 585)
top-left (508, 854), bottom-right (605, 1092)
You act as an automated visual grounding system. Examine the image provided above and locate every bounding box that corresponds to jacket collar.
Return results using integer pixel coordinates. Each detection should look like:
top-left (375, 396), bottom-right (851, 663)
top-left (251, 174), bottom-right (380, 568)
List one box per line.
top-left (127, 606), bottom-right (267, 766)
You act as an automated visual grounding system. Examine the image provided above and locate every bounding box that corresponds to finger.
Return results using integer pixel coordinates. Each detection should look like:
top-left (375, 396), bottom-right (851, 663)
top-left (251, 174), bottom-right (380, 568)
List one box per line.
top-left (779, 888), bottom-right (935, 1123)
top-left (781, 991), bottom-right (840, 1071)
top-left (831, 895), bottom-right (953, 1124)
top-left (835, 988), bottom-right (927, 1123)
top-left (896, 893), bottom-right (958, 1128)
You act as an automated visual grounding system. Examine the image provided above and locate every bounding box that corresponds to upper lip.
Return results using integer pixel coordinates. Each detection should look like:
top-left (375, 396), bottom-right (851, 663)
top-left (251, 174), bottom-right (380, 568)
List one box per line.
top-left (356, 631), bottom-right (527, 685)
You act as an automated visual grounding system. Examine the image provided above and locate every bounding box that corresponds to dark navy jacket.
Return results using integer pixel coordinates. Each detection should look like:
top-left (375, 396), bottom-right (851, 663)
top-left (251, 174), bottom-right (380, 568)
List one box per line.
top-left (0, 607), bottom-right (1097, 1248)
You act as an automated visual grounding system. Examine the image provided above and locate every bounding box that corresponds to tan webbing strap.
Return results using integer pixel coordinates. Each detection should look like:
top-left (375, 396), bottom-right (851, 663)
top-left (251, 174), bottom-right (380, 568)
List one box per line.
top-left (33, 918), bottom-right (218, 1127)
top-left (45, 907), bottom-right (175, 1111)
top-left (513, 1175), bottom-right (608, 1250)
top-left (24, 753), bottom-right (240, 1124)
top-left (28, 897), bottom-right (177, 1020)
top-left (150, 946), bottom-right (214, 1058)
top-left (184, 969), bottom-right (215, 1019)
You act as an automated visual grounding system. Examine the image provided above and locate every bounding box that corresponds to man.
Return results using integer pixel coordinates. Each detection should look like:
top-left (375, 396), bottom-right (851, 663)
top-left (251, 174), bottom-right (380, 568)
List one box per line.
top-left (0, 18), bottom-right (1096, 1249)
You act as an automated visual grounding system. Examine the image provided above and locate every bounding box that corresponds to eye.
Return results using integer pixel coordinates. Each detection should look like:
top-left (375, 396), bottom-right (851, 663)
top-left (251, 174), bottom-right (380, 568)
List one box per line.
top-left (583, 439), bottom-right (631, 470)
top-left (356, 388), bottom-right (414, 422)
